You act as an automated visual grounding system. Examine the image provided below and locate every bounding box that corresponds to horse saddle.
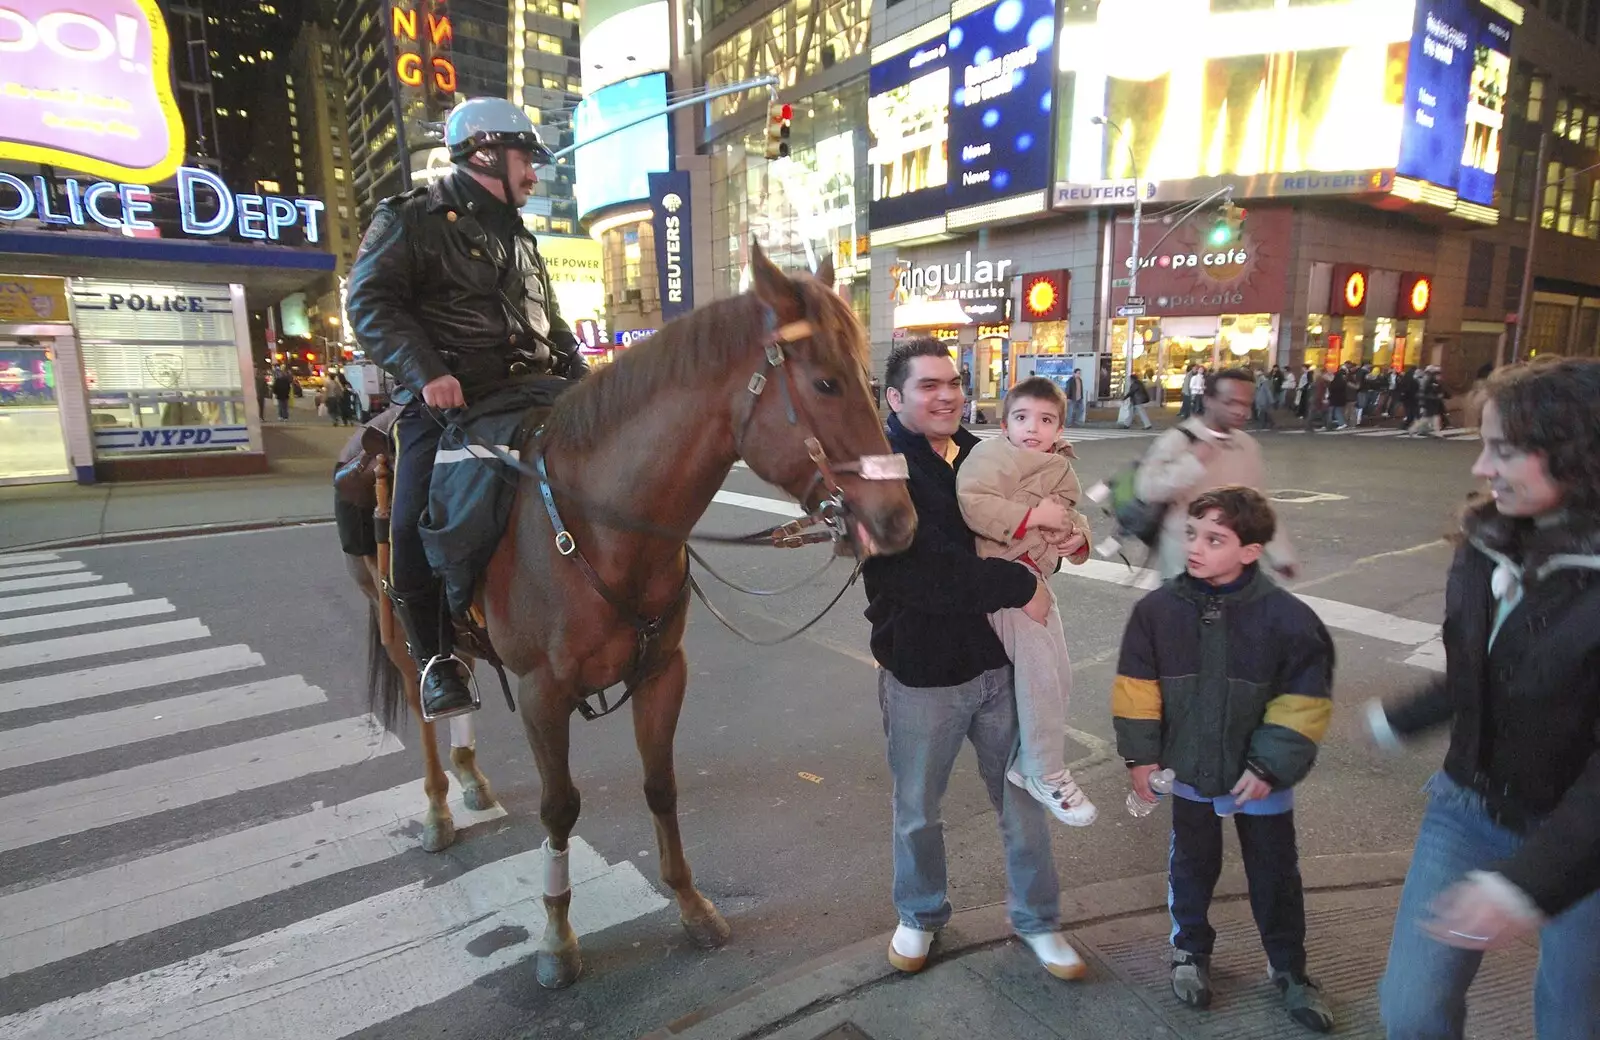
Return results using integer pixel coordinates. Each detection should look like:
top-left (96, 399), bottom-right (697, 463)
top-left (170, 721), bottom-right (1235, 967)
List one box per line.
top-left (332, 404), bottom-right (403, 511)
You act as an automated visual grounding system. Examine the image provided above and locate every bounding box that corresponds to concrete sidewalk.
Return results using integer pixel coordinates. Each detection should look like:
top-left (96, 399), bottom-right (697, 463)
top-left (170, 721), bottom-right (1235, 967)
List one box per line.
top-left (642, 853), bottom-right (1538, 1040)
top-left (0, 419), bottom-right (348, 551)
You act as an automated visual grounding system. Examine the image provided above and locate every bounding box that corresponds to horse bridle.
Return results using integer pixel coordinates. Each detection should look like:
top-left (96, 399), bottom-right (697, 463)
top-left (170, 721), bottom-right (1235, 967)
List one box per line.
top-left (731, 317), bottom-right (909, 550)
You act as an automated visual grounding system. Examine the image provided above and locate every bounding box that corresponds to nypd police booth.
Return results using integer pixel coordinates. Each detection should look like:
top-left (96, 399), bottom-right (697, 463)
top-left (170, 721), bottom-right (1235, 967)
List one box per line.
top-left (0, 2), bottom-right (331, 484)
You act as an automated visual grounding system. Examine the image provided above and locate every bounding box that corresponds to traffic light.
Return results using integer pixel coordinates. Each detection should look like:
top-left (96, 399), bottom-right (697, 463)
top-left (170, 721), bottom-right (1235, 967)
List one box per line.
top-left (1207, 201), bottom-right (1246, 247)
top-left (764, 101), bottom-right (792, 159)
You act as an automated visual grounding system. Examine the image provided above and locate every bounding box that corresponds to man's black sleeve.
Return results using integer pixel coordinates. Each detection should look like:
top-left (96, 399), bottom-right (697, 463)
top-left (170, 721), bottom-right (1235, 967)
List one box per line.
top-left (864, 484), bottom-right (1036, 615)
top-left (347, 200), bottom-right (451, 395)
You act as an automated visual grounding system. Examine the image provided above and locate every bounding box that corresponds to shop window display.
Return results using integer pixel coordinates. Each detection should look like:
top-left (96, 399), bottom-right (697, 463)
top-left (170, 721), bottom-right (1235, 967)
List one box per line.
top-left (0, 340), bottom-right (69, 480)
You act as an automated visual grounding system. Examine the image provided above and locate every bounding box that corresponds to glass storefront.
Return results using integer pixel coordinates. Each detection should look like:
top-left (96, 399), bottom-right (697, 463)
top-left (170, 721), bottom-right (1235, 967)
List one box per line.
top-left (1305, 313), bottom-right (1424, 370)
top-left (710, 78), bottom-right (871, 323)
top-left (0, 336), bottom-right (69, 481)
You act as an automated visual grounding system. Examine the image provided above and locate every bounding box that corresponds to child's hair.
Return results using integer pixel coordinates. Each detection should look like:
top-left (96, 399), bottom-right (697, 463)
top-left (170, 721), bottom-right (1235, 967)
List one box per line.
top-left (1187, 486), bottom-right (1277, 547)
top-left (1002, 377), bottom-right (1066, 421)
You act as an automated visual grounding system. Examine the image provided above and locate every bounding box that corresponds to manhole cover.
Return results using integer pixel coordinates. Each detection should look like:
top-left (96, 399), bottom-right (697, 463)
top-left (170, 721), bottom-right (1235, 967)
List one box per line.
top-left (808, 1024), bottom-right (877, 1040)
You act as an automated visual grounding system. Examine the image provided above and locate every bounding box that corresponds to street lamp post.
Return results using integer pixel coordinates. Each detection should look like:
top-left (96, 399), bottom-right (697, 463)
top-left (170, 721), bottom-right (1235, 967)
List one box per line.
top-left (1093, 116), bottom-right (1142, 394)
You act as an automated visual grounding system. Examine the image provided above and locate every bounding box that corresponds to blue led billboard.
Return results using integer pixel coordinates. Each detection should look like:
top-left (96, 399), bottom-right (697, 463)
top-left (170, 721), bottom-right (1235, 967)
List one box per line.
top-left (1397, 0), bottom-right (1515, 207)
top-left (945, 0), bottom-right (1058, 211)
top-left (574, 72), bottom-right (671, 218)
top-left (868, 35), bottom-right (952, 229)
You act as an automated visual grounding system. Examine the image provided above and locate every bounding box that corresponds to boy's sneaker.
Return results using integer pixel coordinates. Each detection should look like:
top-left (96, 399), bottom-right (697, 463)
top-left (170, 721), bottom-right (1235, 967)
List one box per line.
top-left (1007, 769), bottom-right (1098, 827)
top-left (1170, 950), bottom-right (1212, 1009)
top-left (1269, 969), bottom-right (1334, 1033)
top-left (887, 924), bottom-right (934, 973)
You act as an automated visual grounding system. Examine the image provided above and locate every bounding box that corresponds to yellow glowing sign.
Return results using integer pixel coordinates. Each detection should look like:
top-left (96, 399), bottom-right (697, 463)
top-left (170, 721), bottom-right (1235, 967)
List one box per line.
top-left (1344, 271), bottom-right (1366, 310)
top-left (1410, 277), bottom-right (1430, 314)
top-left (0, 0), bottom-right (187, 183)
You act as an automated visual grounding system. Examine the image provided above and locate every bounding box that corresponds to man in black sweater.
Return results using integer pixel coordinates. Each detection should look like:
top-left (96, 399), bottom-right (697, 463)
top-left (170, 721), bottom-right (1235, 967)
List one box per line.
top-left (863, 338), bottom-right (1084, 980)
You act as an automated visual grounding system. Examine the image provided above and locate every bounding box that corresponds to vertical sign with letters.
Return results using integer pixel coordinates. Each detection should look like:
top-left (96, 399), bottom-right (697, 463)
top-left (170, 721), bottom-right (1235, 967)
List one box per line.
top-left (649, 171), bottom-right (695, 323)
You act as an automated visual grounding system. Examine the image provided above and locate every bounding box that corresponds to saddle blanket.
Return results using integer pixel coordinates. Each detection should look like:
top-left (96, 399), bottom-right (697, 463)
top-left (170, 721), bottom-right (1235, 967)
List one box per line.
top-left (419, 378), bottom-right (570, 615)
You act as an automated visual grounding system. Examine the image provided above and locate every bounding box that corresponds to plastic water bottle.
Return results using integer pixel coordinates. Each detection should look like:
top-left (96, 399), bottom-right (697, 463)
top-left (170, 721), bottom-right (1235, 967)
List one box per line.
top-left (1125, 768), bottom-right (1176, 818)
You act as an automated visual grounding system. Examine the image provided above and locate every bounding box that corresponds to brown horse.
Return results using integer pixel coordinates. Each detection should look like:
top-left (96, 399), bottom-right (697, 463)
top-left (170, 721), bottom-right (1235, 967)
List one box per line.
top-left (346, 245), bottom-right (915, 988)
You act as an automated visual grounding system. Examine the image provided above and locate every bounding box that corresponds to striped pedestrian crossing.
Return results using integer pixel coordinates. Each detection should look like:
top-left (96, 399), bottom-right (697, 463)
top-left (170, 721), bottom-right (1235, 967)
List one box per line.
top-left (0, 551), bottom-right (670, 1038)
top-left (1273, 425), bottom-right (1479, 440)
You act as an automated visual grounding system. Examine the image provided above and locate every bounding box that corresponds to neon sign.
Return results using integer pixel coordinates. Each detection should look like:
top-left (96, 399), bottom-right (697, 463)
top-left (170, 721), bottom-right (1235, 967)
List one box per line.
top-left (0, 0), bottom-right (185, 183)
top-left (391, 3), bottom-right (456, 93)
top-left (0, 167), bottom-right (324, 243)
top-left (1344, 271), bottom-right (1366, 310)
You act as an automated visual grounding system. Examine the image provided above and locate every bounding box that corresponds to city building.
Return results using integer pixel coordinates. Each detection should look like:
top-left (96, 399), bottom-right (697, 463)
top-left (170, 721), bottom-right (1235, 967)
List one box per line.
top-left (0, 1), bottom-right (331, 485)
top-left (510, 0), bottom-right (584, 235)
top-left (158, 1), bottom-right (225, 173)
top-left (289, 21), bottom-right (361, 335)
top-left (863, 0), bottom-right (1600, 416)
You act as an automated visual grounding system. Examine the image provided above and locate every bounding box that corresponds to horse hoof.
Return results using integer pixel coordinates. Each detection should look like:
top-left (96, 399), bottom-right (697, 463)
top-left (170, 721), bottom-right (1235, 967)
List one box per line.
top-left (681, 907), bottom-right (732, 950)
top-left (461, 783), bottom-right (496, 813)
top-left (536, 944), bottom-right (583, 989)
top-left (421, 815), bottom-right (456, 853)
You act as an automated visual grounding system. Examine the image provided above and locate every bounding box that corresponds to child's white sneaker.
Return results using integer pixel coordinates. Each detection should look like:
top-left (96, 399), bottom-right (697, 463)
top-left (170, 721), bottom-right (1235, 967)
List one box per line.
top-left (887, 924), bottom-right (934, 973)
top-left (1019, 930), bottom-right (1088, 980)
top-left (1008, 769), bottom-right (1099, 827)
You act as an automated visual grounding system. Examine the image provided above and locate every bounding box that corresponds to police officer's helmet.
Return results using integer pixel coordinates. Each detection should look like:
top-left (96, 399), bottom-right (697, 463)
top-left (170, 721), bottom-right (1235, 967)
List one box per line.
top-left (445, 97), bottom-right (554, 166)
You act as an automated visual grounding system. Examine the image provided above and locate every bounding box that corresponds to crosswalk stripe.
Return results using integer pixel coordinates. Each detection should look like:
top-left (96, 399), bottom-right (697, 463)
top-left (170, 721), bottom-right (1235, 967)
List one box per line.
top-left (0, 553), bottom-right (62, 567)
top-left (0, 644), bottom-right (264, 715)
top-left (0, 618), bottom-right (209, 673)
top-left (0, 584), bottom-right (134, 616)
top-left (0, 840), bottom-right (668, 1040)
top-left (0, 599), bottom-right (176, 639)
top-left (0, 774), bottom-right (506, 977)
top-left (713, 489), bottom-right (804, 518)
top-left (0, 561), bottom-right (84, 579)
top-left (0, 572), bottom-right (99, 595)
top-left (0, 714), bottom-right (402, 854)
top-left (0, 676), bottom-right (327, 770)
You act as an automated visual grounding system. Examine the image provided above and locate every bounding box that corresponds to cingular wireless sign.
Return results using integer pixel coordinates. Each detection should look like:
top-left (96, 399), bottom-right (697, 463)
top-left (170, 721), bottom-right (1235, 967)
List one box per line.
top-left (0, 168), bottom-right (326, 243)
top-left (0, 0), bottom-right (186, 183)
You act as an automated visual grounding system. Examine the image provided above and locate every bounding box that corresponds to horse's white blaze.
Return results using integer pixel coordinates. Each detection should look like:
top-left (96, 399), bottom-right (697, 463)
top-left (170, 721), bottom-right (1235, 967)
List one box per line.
top-left (0, 774), bottom-right (501, 977)
top-left (0, 644), bottom-right (263, 715)
top-left (0, 840), bottom-right (667, 1040)
top-left (0, 714), bottom-right (401, 853)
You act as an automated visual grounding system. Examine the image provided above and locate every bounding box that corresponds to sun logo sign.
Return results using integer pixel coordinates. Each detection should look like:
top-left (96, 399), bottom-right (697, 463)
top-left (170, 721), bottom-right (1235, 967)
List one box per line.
top-left (1021, 269), bottom-right (1067, 322)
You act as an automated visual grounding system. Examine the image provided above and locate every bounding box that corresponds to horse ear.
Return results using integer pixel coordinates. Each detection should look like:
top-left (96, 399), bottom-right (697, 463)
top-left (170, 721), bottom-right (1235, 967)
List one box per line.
top-left (814, 255), bottom-right (835, 290)
top-left (749, 237), bottom-right (800, 318)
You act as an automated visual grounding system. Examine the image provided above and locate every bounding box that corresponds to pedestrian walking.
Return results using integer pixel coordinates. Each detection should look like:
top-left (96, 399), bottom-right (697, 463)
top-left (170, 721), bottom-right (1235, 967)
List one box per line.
top-left (1369, 358), bottom-right (1600, 1039)
top-left (865, 337), bottom-right (1087, 982)
top-left (957, 377), bottom-right (1097, 827)
top-left (1065, 369), bottom-right (1085, 427)
top-left (1121, 371), bottom-right (1154, 429)
top-left (1326, 363), bottom-right (1350, 429)
top-left (1116, 486), bottom-right (1336, 1033)
top-left (1409, 366), bottom-right (1448, 437)
top-left (271, 367), bottom-right (292, 421)
top-left (1253, 370), bottom-right (1276, 430)
top-left (1133, 367), bottom-right (1300, 579)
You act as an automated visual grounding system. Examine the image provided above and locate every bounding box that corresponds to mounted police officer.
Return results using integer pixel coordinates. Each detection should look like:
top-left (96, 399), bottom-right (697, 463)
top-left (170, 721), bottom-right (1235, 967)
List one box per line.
top-left (347, 97), bottom-right (588, 719)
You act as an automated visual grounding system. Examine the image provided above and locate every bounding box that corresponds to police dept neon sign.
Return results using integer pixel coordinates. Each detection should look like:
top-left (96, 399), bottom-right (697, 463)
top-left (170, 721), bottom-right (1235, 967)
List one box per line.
top-left (0, 166), bottom-right (325, 243)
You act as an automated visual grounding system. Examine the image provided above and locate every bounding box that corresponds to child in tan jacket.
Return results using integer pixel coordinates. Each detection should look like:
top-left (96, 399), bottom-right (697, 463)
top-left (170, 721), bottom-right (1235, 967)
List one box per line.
top-left (957, 377), bottom-right (1097, 826)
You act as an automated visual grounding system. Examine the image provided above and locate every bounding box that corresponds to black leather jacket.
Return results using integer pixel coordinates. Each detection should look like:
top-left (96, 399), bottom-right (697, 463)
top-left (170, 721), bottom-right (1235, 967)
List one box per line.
top-left (347, 170), bottom-right (586, 403)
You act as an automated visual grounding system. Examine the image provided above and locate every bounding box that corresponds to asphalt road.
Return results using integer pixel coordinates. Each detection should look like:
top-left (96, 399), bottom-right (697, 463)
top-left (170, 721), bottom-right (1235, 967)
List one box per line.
top-left (0, 425), bottom-right (1480, 1040)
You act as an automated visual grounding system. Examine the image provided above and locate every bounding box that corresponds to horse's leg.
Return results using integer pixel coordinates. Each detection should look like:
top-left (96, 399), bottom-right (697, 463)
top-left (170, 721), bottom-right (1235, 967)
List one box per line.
top-left (447, 714), bottom-right (496, 811)
top-left (632, 648), bottom-right (730, 949)
top-left (402, 662), bottom-right (456, 852)
top-left (520, 672), bottom-right (583, 989)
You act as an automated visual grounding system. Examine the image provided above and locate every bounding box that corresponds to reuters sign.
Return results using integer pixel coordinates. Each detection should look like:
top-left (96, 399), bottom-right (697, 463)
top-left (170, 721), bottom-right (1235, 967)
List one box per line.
top-left (0, 0), bottom-right (185, 183)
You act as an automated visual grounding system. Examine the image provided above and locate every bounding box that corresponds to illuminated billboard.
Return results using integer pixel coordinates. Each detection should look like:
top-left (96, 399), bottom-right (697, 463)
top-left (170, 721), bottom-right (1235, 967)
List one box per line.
top-left (946, 0), bottom-right (1058, 210)
top-left (1054, 0), bottom-right (1517, 217)
top-left (868, 27), bottom-right (951, 229)
top-left (0, 0), bottom-right (186, 183)
top-left (573, 72), bottom-right (671, 218)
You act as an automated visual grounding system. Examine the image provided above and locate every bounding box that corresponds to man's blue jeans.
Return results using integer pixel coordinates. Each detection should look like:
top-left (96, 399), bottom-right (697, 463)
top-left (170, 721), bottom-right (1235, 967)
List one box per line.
top-left (1379, 772), bottom-right (1600, 1039)
top-left (878, 666), bottom-right (1060, 935)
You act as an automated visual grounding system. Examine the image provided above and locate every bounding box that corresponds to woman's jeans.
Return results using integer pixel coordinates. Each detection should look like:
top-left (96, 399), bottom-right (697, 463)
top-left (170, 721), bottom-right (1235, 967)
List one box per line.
top-left (878, 666), bottom-right (1060, 935)
top-left (1379, 772), bottom-right (1600, 1039)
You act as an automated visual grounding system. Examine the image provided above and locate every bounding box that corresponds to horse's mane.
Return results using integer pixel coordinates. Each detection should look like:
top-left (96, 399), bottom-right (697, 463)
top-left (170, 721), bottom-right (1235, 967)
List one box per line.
top-left (543, 274), bottom-right (868, 453)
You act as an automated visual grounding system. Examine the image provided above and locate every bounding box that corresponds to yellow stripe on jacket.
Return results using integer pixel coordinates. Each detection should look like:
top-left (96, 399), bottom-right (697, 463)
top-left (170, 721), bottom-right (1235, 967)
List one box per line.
top-left (1262, 693), bottom-right (1332, 743)
top-left (1112, 675), bottom-right (1162, 721)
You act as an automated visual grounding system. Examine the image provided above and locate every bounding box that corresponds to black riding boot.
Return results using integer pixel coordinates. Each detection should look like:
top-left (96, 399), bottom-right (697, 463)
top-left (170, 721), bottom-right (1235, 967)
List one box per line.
top-left (389, 584), bottom-right (477, 719)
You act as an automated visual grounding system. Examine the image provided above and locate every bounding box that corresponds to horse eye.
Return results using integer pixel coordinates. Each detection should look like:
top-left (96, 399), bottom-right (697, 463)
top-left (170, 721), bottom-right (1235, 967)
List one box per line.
top-left (813, 378), bottom-right (842, 396)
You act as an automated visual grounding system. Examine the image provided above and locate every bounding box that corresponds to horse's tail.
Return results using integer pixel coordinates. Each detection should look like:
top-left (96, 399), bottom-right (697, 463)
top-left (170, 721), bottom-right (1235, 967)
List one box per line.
top-left (366, 603), bottom-right (406, 731)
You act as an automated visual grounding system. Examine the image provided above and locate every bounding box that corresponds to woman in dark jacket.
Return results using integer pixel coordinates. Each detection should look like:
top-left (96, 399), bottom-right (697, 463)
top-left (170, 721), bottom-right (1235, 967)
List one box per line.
top-left (1370, 358), bottom-right (1600, 1039)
